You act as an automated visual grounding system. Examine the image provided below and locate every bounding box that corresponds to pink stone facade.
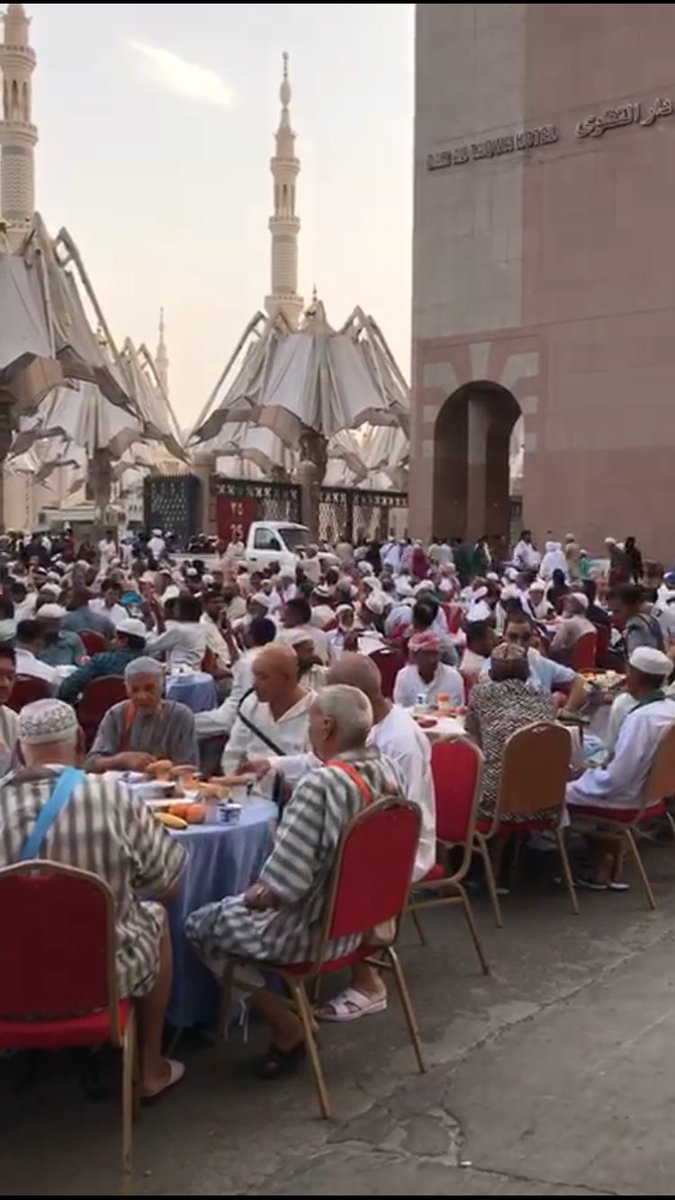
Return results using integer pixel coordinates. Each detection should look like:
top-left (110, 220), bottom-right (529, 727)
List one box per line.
top-left (411, 3), bottom-right (675, 559)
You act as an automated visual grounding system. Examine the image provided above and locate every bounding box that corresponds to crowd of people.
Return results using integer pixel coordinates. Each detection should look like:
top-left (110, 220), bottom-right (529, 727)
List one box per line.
top-left (1, 522), bottom-right (674, 1092)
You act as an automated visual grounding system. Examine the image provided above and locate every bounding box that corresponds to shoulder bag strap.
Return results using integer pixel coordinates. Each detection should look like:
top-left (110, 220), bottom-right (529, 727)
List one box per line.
top-left (235, 688), bottom-right (288, 757)
top-left (325, 759), bottom-right (373, 806)
top-left (118, 702), bottom-right (137, 753)
top-left (19, 767), bottom-right (85, 861)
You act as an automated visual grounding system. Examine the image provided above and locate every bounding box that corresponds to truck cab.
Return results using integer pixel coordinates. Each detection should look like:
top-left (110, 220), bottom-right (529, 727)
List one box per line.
top-left (244, 522), bottom-right (337, 573)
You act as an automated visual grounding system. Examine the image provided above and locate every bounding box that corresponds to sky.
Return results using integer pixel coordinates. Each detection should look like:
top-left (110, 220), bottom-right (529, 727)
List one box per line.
top-left (25, 2), bottom-right (415, 428)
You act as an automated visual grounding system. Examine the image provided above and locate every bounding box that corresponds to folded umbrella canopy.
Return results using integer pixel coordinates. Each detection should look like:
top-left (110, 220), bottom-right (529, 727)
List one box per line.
top-left (0, 253), bottom-right (63, 411)
top-left (188, 300), bottom-right (410, 453)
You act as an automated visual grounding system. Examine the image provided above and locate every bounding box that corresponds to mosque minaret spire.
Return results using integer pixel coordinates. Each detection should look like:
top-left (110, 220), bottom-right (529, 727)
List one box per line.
top-left (0, 3), bottom-right (38, 250)
top-left (264, 51), bottom-right (303, 328)
top-left (156, 306), bottom-right (169, 395)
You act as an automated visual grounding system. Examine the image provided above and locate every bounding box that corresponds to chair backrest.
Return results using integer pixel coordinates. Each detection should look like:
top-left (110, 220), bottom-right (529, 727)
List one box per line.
top-left (431, 737), bottom-right (483, 873)
top-left (0, 861), bottom-right (121, 1040)
top-left (79, 629), bottom-right (107, 657)
top-left (320, 799), bottom-right (420, 947)
top-left (77, 675), bottom-right (127, 747)
top-left (572, 631), bottom-right (597, 672)
top-left (641, 723), bottom-right (675, 809)
top-left (496, 721), bottom-right (571, 821)
top-left (7, 675), bottom-right (52, 713)
top-left (369, 648), bottom-right (406, 699)
top-left (443, 604), bottom-right (464, 634)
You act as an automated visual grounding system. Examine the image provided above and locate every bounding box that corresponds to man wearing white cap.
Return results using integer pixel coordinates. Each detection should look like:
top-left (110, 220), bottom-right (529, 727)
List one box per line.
top-left (147, 529), bottom-right (166, 561)
top-left (567, 646), bottom-right (675, 818)
top-left (36, 603), bottom-right (86, 669)
top-left (0, 698), bottom-right (187, 1100)
top-left (58, 617), bottom-right (148, 704)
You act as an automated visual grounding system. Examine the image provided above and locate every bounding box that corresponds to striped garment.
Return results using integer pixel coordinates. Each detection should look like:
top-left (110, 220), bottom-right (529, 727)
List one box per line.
top-left (0, 768), bottom-right (186, 996)
top-left (86, 699), bottom-right (199, 768)
top-left (185, 748), bottom-right (403, 974)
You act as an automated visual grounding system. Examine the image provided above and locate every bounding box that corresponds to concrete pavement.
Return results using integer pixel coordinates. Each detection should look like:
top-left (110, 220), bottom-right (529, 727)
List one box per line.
top-left (3, 840), bottom-right (675, 1195)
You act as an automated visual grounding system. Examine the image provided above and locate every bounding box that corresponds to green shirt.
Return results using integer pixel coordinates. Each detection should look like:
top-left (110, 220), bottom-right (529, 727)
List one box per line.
top-left (57, 648), bottom-right (140, 703)
top-left (39, 630), bottom-right (86, 669)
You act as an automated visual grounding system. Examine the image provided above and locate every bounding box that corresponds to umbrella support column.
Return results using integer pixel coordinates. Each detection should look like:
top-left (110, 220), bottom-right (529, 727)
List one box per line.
top-left (0, 398), bottom-right (15, 533)
top-left (297, 431), bottom-right (327, 540)
top-left (88, 448), bottom-right (113, 539)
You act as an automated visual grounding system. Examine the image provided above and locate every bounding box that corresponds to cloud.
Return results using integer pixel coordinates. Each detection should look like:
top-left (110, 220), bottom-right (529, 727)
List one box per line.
top-left (128, 41), bottom-right (233, 107)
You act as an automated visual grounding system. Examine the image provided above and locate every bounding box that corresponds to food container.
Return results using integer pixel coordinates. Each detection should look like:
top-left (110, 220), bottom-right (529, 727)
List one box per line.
top-left (436, 692), bottom-right (451, 716)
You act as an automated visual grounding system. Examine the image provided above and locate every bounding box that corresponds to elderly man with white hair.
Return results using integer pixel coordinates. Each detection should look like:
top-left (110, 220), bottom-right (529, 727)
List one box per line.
top-left (186, 683), bottom-right (403, 1077)
top-left (549, 592), bottom-right (596, 663)
top-left (0, 698), bottom-right (187, 1100)
top-left (88, 657), bottom-right (198, 773)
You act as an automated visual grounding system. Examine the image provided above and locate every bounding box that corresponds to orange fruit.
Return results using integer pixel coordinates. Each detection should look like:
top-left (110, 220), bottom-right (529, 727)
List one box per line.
top-left (186, 804), bottom-right (206, 824)
top-left (169, 802), bottom-right (190, 820)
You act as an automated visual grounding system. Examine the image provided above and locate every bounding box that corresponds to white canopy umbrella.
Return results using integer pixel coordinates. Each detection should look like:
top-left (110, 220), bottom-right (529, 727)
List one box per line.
top-left (188, 300), bottom-right (410, 453)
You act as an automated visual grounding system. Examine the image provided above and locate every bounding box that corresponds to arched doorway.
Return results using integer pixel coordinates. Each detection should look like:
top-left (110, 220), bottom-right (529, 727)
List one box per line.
top-left (433, 381), bottom-right (521, 543)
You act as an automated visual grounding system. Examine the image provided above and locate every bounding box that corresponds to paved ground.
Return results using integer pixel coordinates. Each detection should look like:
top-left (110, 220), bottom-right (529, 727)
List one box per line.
top-left (3, 839), bottom-right (675, 1195)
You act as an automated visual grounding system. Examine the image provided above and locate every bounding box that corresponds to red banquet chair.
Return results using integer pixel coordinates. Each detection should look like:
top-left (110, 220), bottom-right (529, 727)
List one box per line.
top-left (77, 675), bottom-right (127, 749)
top-left (215, 798), bottom-right (426, 1118)
top-left (474, 721), bottom-right (578, 925)
top-left (7, 675), bottom-right (52, 713)
top-left (569, 723), bottom-right (675, 910)
top-left (442, 602), bottom-right (464, 635)
top-left (0, 861), bottom-right (137, 1194)
top-left (78, 629), bottom-right (107, 657)
top-left (572, 631), bottom-right (597, 672)
top-left (408, 738), bottom-right (490, 973)
top-left (369, 647), bottom-right (406, 699)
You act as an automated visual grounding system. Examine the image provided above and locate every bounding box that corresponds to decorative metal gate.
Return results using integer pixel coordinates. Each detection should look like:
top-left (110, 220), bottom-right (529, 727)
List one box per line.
top-left (318, 487), bottom-right (408, 544)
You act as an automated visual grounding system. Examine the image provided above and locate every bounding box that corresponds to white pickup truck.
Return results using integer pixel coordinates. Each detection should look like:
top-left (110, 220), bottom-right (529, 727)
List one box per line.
top-left (243, 521), bottom-right (338, 574)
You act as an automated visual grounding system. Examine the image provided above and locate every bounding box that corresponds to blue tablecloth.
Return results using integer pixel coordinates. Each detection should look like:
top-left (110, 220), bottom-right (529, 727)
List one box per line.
top-left (166, 671), bottom-right (218, 714)
top-left (166, 801), bottom-right (276, 1027)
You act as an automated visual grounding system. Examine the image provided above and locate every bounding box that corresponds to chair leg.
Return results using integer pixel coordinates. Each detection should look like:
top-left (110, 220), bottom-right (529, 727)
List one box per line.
top-left (456, 884), bottom-right (490, 975)
top-left (410, 907), bottom-right (428, 947)
top-left (121, 1012), bottom-right (135, 1196)
top-left (554, 828), bottom-right (579, 916)
top-left (385, 946), bottom-right (426, 1074)
top-left (475, 833), bottom-right (503, 928)
top-left (291, 981), bottom-right (331, 1119)
top-left (665, 810), bottom-right (675, 843)
top-left (215, 959), bottom-right (236, 1061)
top-left (626, 827), bottom-right (657, 910)
top-left (509, 835), bottom-right (523, 889)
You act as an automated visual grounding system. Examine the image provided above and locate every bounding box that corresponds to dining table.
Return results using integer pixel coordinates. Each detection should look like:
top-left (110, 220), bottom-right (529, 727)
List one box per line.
top-left (165, 799), bottom-right (276, 1028)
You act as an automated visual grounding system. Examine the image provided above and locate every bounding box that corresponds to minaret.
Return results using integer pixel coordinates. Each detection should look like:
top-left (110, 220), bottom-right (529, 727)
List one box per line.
top-left (0, 3), bottom-right (38, 250)
top-left (156, 307), bottom-right (169, 395)
top-left (264, 52), bottom-right (303, 328)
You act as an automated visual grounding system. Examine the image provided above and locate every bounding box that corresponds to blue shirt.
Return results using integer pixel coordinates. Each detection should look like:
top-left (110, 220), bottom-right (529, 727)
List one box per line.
top-left (39, 630), bottom-right (86, 669)
top-left (480, 649), bottom-right (575, 693)
top-left (57, 648), bottom-right (140, 703)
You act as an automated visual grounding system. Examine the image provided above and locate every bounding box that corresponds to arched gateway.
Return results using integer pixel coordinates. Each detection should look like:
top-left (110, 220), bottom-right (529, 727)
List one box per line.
top-left (433, 381), bottom-right (521, 543)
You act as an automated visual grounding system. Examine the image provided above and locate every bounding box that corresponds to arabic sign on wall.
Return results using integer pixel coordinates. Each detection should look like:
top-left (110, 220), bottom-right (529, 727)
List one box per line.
top-left (427, 96), bottom-right (674, 171)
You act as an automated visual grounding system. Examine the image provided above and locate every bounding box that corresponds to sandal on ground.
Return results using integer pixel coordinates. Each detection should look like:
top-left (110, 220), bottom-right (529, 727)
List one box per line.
top-left (573, 874), bottom-right (630, 892)
top-left (316, 986), bottom-right (387, 1023)
top-left (254, 1041), bottom-right (306, 1080)
top-left (140, 1058), bottom-right (185, 1105)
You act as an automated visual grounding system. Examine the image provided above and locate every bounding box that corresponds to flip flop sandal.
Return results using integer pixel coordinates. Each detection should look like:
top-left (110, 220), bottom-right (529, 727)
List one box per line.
top-left (607, 880), bottom-right (630, 891)
top-left (316, 987), bottom-right (388, 1023)
top-left (254, 1041), bottom-right (306, 1081)
top-left (140, 1058), bottom-right (185, 1106)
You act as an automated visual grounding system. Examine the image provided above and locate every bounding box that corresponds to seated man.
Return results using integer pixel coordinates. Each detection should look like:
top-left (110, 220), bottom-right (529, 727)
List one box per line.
top-left (185, 684), bottom-right (402, 1076)
top-left (62, 584), bottom-right (115, 641)
top-left (281, 596), bottom-right (330, 664)
top-left (280, 628), bottom-right (328, 692)
top-left (87, 657), bottom-right (198, 773)
top-left (610, 583), bottom-right (665, 656)
top-left (549, 592), bottom-right (597, 664)
top-left (459, 620), bottom-right (496, 680)
top-left (14, 620), bottom-right (59, 689)
top-left (222, 644), bottom-right (314, 774)
top-left (393, 630), bottom-right (464, 709)
top-left (195, 617), bottom-right (277, 740)
top-left (566, 647), bottom-right (675, 886)
top-left (0, 642), bottom-right (19, 774)
top-left (58, 617), bottom-right (148, 704)
top-left (36, 602), bottom-right (86, 669)
top-left (501, 612), bottom-right (587, 713)
top-left (0, 699), bottom-right (187, 1099)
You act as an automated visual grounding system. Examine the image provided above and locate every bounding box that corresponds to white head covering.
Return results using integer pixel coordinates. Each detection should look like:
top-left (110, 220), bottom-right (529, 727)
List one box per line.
top-left (364, 592), bottom-right (385, 616)
top-left (279, 627), bottom-right (316, 648)
top-left (117, 617), bottom-right (148, 642)
top-left (413, 581), bottom-right (435, 596)
top-left (250, 592), bottom-right (272, 610)
top-left (629, 647), bottom-right (672, 678)
top-left (569, 592), bottom-right (589, 612)
top-left (19, 699), bottom-right (78, 745)
top-left (38, 603), bottom-right (66, 620)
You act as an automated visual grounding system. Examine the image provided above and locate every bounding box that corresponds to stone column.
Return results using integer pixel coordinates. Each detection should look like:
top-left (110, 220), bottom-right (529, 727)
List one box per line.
top-left (88, 447), bottom-right (113, 537)
top-left (192, 451), bottom-right (217, 535)
top-left (296, 430), bottom-right (327, 538)
top-left (0, 397), bottom-right (15, 532)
